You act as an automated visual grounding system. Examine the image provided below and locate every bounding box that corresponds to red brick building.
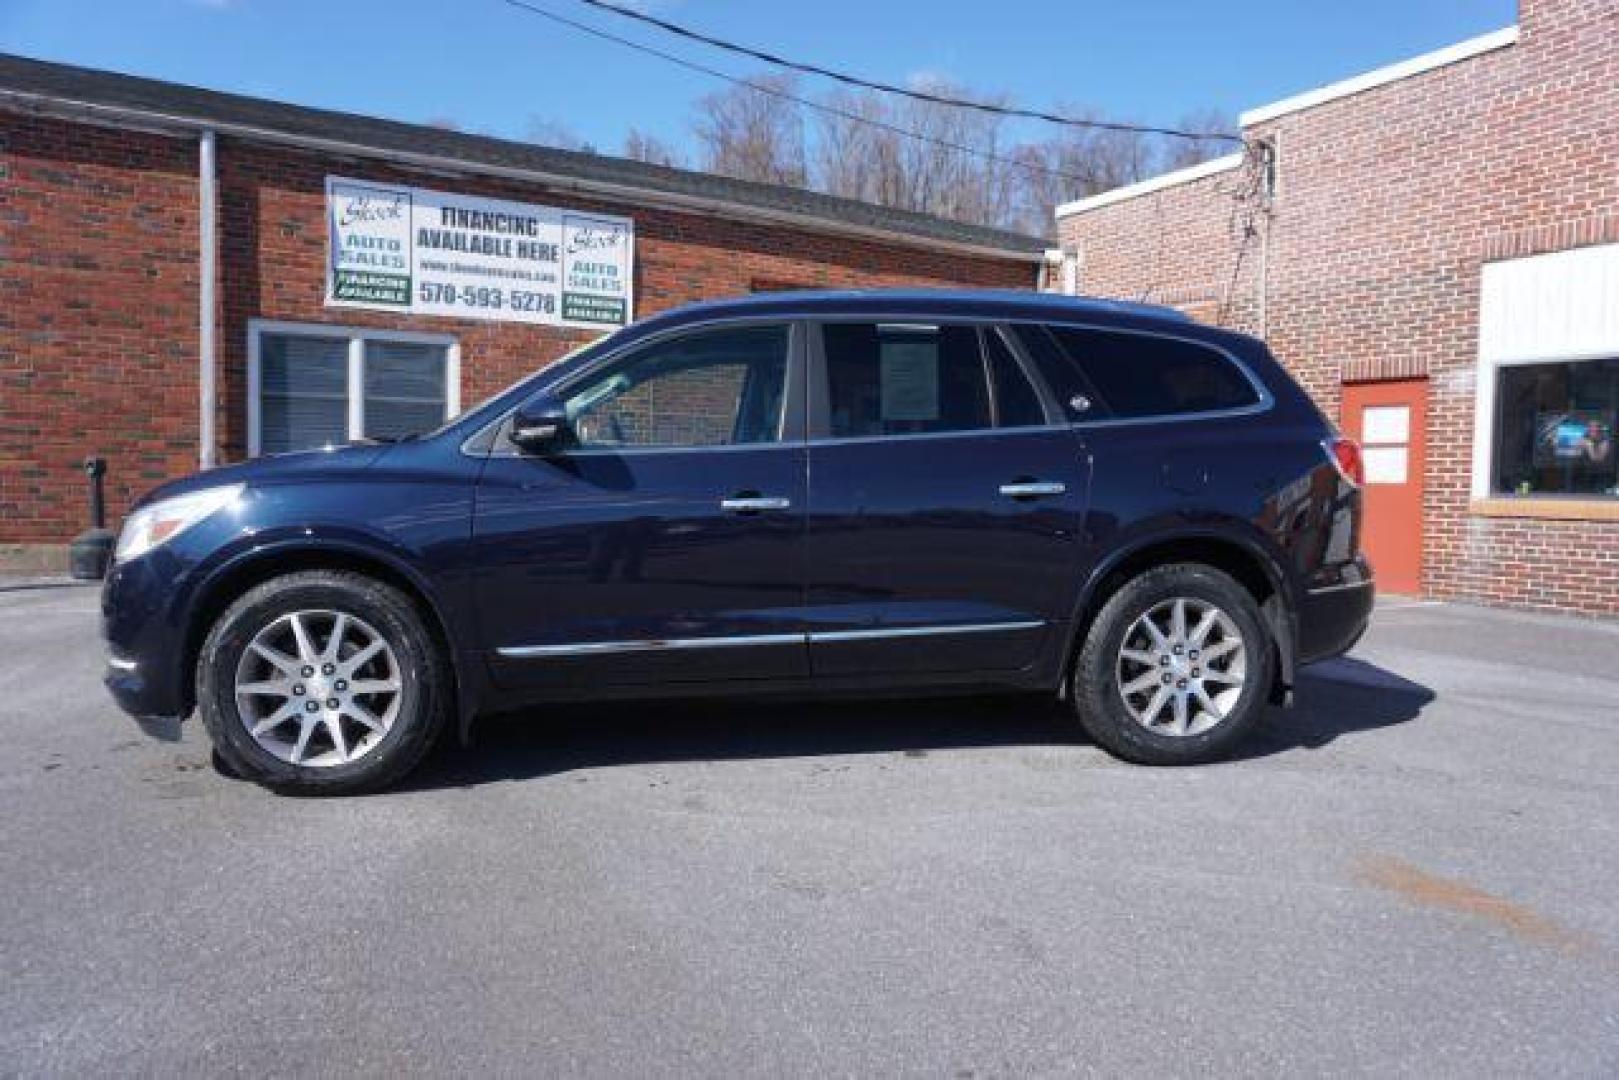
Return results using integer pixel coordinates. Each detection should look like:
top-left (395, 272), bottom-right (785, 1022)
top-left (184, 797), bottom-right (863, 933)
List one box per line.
top-left (1057, 0), bottom-right (1618, 617)
top-left (0, 56), bottom-right (1043, 570)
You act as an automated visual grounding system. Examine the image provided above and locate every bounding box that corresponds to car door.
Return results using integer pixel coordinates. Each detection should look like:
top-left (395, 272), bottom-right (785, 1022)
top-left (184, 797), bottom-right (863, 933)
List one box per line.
top-left (803, 319), bottom-right (1091, 677)
top-left (473, 321), bottom-right (809, 691)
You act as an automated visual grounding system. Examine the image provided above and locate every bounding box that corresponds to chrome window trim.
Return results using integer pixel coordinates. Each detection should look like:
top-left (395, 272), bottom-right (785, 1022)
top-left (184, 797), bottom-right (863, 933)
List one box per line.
top-left (496, 620), bottom-right (1046, 658)
top-left (803, 424), bottom-right (1070, 450)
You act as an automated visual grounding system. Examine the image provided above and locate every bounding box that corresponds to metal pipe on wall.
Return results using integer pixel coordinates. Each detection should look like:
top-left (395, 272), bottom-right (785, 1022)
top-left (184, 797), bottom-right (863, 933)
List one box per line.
top-left (198, 129), bottom-right (218, 469)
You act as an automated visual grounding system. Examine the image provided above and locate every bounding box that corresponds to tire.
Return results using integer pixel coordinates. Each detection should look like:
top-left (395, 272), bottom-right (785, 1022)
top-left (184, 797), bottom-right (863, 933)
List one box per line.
top-left (1070, 563), bottom-right (1274, 766)
top-left (196, 570), bottom-right (450, 795)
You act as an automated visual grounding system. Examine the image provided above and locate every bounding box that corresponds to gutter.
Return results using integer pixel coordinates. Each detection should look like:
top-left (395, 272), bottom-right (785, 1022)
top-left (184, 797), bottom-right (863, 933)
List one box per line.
top-left (0, 90), bottom-right (1045, 267)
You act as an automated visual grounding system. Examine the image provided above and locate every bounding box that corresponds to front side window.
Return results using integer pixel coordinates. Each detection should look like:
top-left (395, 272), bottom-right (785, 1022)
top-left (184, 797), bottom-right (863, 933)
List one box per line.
top-left (255, 328), bottom-right (454, 455)
top-left (563, 324), bottom-right (790, 449)
top-left (1493, 358), bottom-right (1618, 498)
top-left (1041, 326), bottom-right (1259, 419)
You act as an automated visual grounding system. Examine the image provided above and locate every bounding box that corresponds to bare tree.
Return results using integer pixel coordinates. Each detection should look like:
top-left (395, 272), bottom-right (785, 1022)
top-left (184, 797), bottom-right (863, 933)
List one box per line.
top-left (692, 74), bottom-right (807, 187)
top-left (813, 81), bottom-right (1018, 228)
top-left (686, 71), bottom-right (1231, 238)
top-left (1159, 107), bottom-right (1239, 171)
top-left (623, 128), bottom-right (685, 168)
top-left (814, 89), bottom-right (904, 206)
top-left (998, 106), bottom-right (1171, 237)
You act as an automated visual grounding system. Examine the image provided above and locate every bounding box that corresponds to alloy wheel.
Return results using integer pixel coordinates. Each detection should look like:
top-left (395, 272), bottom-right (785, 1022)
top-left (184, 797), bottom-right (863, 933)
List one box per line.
top-left (1115, 597), bottom-right (1247, 737)
top-left (233, 609), bottom-right (402, 767)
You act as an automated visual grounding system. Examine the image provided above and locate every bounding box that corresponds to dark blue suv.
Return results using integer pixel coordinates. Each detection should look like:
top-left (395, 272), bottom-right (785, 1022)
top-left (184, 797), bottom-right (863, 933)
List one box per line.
top-left (103, 290), bottom-right (1373, 793)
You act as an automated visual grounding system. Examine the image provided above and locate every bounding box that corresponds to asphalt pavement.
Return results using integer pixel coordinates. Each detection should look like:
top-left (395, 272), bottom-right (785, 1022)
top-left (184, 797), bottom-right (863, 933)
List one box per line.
top-left (1, 583), bottom-right (1615, 1076)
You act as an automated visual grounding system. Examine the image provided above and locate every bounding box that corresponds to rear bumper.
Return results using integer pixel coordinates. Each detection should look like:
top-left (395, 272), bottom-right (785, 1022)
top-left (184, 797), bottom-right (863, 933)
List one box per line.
top-left (1297, 566), bottom-right (1375, 664)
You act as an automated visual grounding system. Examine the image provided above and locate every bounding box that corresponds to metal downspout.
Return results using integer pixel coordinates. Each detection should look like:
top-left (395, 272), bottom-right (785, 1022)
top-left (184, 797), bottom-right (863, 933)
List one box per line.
top-left (199, 129), bottom-right (218, 469)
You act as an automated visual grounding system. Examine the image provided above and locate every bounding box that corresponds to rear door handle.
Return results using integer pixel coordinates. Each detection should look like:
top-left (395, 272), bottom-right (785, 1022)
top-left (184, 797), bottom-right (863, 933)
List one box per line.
top-left (720, 495), bottom-right (793, 513)
top-left (998, 481), bottom-right (1066, 498)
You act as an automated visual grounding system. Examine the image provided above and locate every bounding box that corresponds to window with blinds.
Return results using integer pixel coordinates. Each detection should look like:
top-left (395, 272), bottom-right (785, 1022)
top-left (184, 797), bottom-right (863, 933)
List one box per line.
top-left (253, 327), bottom-right (454, 455)
top-left (364, 340), bottom-right (448, 442)
top-left (260, 334), bottom-right (349, 454)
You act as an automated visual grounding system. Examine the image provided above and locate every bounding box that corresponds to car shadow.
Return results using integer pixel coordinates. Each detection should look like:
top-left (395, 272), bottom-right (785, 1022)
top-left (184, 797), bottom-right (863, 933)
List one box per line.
top-left (392, 656), bottom-right (1434, 793)
top-left (1238, 656), bottom-right (1436, 760)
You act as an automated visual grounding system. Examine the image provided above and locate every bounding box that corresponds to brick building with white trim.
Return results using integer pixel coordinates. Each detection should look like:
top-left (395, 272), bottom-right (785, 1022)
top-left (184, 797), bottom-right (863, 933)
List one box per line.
top-left (1056, 0), bottom-right (1618, 617)
top-left (0, 55), bottom-right (1045, 570)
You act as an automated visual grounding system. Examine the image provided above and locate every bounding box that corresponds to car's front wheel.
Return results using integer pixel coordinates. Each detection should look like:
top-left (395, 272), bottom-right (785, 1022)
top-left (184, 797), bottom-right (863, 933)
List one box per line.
top-left (1070, 562), bottom-right (1274, 765)
top-left (196, 570), bottom-right (449, 794)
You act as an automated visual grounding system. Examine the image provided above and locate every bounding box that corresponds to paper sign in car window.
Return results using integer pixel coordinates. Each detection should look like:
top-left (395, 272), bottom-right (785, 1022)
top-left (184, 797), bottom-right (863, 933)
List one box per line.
top-left (880, 340), bottom-right (940, 421)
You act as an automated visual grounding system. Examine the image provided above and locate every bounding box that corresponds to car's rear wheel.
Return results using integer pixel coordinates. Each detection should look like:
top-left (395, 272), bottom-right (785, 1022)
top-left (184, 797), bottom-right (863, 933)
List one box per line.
top-left (1070, 562), bottom-right (1273, 765)
top-left (197, 570), bottom-right (448, 794)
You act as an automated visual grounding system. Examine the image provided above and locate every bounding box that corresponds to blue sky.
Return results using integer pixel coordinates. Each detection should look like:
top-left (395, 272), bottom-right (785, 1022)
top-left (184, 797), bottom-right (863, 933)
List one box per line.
top-left (3, 0), bottom-right (1518, 157)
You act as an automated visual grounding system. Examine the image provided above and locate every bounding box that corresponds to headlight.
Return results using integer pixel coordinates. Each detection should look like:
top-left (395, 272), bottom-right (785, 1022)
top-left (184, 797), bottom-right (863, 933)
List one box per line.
top-left (115, 484), bottom-right (244, 563)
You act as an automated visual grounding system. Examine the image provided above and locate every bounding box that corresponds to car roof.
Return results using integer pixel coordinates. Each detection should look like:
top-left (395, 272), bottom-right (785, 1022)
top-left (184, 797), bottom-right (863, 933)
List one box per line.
top-left (641, 288), bottom-right (1194, 333)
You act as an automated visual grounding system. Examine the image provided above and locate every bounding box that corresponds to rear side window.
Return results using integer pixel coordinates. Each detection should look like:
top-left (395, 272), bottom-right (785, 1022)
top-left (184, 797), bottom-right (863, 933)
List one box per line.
top-left (1032, 325), bottom-right (1259, 419)
top-left (984, 328), bottom-right (1047, 428)
top-left (822, 323), bottom-right (990, 438)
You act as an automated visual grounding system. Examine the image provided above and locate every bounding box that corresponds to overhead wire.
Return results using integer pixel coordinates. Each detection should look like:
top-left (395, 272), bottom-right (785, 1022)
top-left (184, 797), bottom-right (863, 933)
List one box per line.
top-left (499, 0), bottom-right (1108, 189)
top-left (570, 0), bottom-right (1241, 143)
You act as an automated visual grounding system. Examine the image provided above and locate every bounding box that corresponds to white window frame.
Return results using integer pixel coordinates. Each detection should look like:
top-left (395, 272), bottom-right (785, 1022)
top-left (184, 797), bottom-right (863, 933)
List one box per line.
top-left (248, 319), bottom-right (461, 456)
top-left (1471, 245), bottom-right (1619, 500)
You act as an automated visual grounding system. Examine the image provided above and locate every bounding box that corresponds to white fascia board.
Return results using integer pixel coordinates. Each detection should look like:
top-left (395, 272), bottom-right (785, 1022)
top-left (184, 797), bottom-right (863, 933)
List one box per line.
top-left (1240, 26), bottom-right (1518, 127)
top-left (1055, 153), bottom-right (1243, 219)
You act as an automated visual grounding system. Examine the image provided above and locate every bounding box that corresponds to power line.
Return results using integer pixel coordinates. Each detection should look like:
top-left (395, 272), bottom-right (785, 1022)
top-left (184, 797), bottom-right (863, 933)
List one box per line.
top-left (572, 0), bottom-right (1240, 143)
top-left (500, 0), bottom-right (1102, 189)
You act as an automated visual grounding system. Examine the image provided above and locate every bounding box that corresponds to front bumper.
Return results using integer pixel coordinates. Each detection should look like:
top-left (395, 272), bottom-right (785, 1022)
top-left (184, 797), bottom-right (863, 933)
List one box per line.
top-left (1297, 561), bottom-right (1375, 664)
top-left (101, 551), bottom-right (194, 723)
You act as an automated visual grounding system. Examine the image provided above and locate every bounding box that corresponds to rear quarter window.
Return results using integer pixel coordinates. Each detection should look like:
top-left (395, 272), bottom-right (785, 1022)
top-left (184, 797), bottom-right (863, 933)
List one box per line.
top-left (1028, 325), bottom-right (1260, 420)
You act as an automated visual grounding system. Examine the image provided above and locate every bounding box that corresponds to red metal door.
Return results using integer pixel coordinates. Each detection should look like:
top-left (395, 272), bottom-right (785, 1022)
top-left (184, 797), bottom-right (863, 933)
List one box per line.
top-left (1342, 379), bottom-right (1428, 595)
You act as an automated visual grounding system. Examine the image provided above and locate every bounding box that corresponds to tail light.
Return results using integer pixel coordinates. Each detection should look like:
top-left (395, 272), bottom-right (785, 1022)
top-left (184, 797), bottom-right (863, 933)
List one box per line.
top-left (1325, 436), bottom-right (1364, 488)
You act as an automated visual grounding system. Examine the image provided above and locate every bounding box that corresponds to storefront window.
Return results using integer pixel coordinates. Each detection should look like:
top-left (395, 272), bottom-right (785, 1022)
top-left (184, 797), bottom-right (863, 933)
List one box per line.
top-left (252, 324), bottom-right (456, 455)
top-left (1492, 358), bottom-right (1619, 498)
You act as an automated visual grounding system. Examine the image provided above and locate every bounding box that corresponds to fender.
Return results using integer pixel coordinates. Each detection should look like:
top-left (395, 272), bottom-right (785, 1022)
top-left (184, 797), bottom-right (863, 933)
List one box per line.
top-left (1063, 519), bottom-right (1300, 697)
top-left (179, 526), bottom-right (482, 742)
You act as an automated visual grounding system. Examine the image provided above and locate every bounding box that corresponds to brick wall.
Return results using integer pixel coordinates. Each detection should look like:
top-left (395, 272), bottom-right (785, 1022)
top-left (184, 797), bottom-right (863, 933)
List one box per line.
top-left (1059, 0), bottom-right (1619, 617)
top-left (0, 117), bottom-right (201, 563)
top-left (0, 117), bottom-right (1031, 554)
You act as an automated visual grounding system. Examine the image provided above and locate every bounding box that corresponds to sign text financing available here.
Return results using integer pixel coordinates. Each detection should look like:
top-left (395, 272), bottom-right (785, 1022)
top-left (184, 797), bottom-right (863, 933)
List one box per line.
top-left (325, 176), bottom-right (634, 329)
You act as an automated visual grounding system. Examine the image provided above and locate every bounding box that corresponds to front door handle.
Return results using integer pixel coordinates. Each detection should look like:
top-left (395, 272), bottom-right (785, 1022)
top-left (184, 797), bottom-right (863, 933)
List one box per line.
top-left (998, 481), bottom-right (1067, 499)
top-left (720, 495), bottom-right (793, 513)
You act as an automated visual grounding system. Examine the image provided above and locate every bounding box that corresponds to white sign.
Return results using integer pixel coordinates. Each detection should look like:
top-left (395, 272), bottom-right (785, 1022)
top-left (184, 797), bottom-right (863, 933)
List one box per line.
top-left (1363, 445), bottom-right (1409, 485)
top-left (1361, 405), bottom-right (1410, 446)
top-left (325, 176), bottom-right (634, 329)
top-left (880, 341), bottom-right (940, 421)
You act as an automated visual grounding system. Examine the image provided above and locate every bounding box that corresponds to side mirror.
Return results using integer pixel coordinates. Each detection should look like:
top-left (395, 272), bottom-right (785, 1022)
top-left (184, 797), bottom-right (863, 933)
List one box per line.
top-left (509, 391), bottom-right (571, 454)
